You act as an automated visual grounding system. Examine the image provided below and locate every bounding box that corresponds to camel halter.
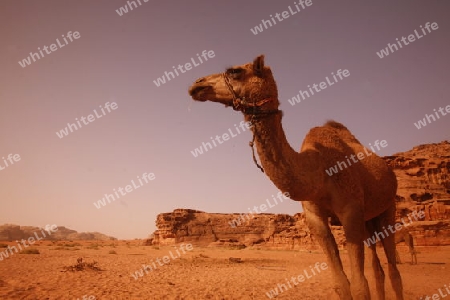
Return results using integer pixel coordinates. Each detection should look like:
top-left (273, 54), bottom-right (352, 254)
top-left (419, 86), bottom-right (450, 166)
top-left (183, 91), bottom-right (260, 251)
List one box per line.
top-left (222, 72), bottom-right (281, 173)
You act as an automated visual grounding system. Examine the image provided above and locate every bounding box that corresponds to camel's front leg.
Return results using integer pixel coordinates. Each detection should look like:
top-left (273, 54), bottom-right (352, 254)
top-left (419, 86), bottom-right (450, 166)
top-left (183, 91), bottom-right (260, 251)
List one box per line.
top-left (366, 219), bottom-right (386, 300)
top-left (340, 206), bottom-right (371, 300)
top-left (303, 202), bottom-right (352, 300)
top-left (378, 205), bottom-right (404, 300)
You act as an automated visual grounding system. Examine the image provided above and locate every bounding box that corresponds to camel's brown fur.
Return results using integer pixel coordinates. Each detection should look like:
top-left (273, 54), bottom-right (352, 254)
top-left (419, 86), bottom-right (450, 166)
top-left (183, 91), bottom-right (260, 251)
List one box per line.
top-left (189, 55), bottom-right (404, 299)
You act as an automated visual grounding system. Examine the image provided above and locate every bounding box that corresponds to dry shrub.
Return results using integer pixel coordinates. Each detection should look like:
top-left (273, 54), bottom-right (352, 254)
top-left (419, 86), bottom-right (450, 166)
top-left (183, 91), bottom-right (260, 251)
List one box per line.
top-left (53, 246), bottom-right (80, 251)
top-left (62, 257), bottom-right (103, 272)
top-left (21, 248), bottom-right (40, 254)
top-left (86, 243), bottom-right (101, 250)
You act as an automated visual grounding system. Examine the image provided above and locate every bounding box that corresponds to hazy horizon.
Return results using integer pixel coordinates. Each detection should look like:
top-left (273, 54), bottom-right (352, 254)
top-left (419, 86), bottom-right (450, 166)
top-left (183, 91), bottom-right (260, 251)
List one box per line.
top-left (1, 0), bottom-right (449, 239)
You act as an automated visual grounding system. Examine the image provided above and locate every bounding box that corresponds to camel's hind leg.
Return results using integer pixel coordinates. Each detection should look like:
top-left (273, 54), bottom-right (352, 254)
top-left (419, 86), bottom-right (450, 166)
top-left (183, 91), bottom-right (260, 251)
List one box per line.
top-left (395, 249), bottom-right (402, 264)
top-left (365, 218), bottom-right (385, 300)
top-left (378, 205), bottom-right (404, 300)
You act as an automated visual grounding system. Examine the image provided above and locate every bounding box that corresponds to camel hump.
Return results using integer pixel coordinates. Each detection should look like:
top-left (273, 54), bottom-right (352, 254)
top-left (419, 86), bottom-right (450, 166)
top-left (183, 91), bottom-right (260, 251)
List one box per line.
top-left (324, 120), bottom-right (350, 131)
top-left (320, 120), bottom-right (361, 145)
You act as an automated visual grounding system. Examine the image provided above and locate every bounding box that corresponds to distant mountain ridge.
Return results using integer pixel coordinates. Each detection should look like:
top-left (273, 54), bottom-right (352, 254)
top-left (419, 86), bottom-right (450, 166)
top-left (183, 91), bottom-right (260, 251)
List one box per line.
top-left (0, 224), bottom-right (116, 241)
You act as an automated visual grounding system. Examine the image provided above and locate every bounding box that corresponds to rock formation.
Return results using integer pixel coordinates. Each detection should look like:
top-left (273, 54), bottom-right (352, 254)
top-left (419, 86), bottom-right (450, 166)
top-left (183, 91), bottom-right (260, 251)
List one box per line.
top-left (147, 209), bottom-right (342, 250)
top-left (148, 141), bottom-right (450, 249)
top-left (147, 209), bottom-right (450, 249)
top-left (385, 140), bottom-right (450, 221)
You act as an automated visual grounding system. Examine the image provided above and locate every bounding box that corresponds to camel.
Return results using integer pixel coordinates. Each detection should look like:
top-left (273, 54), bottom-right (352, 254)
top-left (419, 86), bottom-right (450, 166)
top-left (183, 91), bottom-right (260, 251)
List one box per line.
top-left (188, 55), bottom-right (403, 299)
top-left (394, 228), bottom-right (417, 265)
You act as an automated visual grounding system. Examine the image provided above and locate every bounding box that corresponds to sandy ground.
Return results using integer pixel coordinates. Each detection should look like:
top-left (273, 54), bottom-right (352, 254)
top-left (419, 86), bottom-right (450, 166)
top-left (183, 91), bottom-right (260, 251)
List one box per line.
top-left (0, 240), bottom-right (448, 300)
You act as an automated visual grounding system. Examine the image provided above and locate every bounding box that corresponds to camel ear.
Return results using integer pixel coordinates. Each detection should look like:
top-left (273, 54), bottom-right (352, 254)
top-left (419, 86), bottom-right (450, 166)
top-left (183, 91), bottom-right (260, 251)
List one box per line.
top-left (253, 55), bottom-right (265, 77)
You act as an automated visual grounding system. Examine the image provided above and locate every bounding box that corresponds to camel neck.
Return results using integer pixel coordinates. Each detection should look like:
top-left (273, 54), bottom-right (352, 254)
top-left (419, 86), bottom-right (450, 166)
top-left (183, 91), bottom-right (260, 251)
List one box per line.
top-left (244, 112), bottom-right (323, 201)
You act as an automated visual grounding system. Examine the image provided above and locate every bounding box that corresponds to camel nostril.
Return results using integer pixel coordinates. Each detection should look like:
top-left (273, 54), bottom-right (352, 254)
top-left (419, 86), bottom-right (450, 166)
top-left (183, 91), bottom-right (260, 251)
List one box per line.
top-left (189, 85), bottom-right (208, 97)
top-left (195, 77), bottom-right (206, 83)
top-left (193, 86), bottom-right (206, 94)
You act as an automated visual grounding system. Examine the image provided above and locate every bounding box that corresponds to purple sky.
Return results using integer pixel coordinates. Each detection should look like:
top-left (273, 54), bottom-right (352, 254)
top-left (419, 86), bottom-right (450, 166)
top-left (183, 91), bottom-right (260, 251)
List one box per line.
top-left (1, 1), bottom-right (449, 239)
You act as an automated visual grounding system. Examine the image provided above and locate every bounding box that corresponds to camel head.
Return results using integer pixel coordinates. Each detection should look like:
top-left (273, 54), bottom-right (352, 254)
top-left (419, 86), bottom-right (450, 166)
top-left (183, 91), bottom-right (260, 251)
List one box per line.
top-left (188, 55), bottom-right (279, 113)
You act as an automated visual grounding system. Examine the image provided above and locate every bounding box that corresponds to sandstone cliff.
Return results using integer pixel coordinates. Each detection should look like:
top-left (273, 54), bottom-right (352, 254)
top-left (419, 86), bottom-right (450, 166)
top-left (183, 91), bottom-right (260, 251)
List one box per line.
top-left (147, 209), bottom-right (450, 249)
top-left (385, 140), bottom-right (450, 220)
top-left (148, 141), bottom-right (450, 249)
top-left (147, 209), bottom-right (343, 250)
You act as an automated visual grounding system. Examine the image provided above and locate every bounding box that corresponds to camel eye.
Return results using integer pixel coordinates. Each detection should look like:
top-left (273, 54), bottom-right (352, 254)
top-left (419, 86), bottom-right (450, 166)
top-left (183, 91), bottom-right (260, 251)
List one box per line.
top-left (226, 68), bottom-right (243, 76)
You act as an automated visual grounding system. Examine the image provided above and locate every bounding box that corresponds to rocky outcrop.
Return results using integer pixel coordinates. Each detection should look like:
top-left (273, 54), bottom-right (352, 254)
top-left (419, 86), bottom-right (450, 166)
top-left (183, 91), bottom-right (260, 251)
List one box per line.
top-left (148, 209), bottom-right (450, 249)
top-left (384, 140), bottom-right (450, 221)
top-left (147, 209), bottom-right (344, 250)
top-left (406, 221), bottom-right (450, 246)
top-left (148, 142), bottom-right (450, 249)
top-left (0, 224), bottom-right (116, 241)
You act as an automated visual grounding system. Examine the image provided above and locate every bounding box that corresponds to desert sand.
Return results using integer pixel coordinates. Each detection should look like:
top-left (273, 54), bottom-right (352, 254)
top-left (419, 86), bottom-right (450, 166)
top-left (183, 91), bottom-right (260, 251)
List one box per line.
top-left (0, 241), bottom-right (449, 299)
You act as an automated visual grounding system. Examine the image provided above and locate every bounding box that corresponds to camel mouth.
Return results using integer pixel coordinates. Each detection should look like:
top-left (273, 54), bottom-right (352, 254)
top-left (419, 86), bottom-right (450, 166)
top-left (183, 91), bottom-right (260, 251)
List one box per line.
top-left (188, 84), bottom-right (234, 107)
top-left (189, 85), bottom-right (211, 101)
